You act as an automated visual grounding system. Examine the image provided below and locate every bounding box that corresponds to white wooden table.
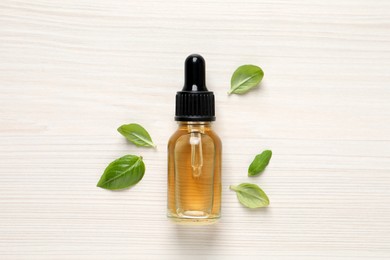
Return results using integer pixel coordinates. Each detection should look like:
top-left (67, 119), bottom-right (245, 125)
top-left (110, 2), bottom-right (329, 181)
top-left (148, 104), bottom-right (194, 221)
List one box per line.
top-left (1, 0), bottom-right (390, 259)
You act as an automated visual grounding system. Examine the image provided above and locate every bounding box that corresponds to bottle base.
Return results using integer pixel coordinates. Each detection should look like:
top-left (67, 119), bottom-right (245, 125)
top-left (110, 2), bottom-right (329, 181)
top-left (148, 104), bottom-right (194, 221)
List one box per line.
top-left (167, 211), bottom-right (220, 225)
top-left (167, 216), bottom-right (220, 225)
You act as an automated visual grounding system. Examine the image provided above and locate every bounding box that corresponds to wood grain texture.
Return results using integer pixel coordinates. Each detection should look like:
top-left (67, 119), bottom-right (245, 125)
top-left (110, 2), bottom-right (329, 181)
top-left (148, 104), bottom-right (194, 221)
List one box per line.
top-left (1, 0), bottom-right (390, 259)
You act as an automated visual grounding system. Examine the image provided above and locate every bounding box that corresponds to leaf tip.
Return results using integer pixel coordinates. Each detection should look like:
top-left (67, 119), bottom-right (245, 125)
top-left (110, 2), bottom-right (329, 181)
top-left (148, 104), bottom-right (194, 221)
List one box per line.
top-left (117, 125), bottom-right (124, 134)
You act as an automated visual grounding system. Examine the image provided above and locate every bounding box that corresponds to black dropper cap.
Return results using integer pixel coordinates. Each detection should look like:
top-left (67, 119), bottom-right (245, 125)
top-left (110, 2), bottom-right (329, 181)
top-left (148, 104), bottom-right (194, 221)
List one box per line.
top-left (175, 54), bottom-right (215, 121)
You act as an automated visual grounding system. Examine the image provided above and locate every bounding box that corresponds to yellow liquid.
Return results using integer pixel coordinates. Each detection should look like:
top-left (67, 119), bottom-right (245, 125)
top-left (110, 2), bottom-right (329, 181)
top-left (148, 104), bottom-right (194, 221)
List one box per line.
top-left (167, 122), bottom-right (221, 223)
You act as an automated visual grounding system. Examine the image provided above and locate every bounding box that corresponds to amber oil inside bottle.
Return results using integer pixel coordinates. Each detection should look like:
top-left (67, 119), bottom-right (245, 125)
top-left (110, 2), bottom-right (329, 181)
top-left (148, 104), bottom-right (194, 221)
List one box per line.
top-left (168, 122), bottom-right (221, 224)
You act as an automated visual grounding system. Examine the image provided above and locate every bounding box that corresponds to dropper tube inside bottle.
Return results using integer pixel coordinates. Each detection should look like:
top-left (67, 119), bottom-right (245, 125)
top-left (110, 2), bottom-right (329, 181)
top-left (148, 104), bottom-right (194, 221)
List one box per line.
top-left (179, 122), bottom-right (210, 179)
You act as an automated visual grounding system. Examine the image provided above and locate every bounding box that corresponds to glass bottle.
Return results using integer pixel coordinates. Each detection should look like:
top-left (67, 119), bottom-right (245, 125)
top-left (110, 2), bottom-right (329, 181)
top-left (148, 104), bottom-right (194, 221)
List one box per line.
top-left (167, 54), bottom-right (222, 223)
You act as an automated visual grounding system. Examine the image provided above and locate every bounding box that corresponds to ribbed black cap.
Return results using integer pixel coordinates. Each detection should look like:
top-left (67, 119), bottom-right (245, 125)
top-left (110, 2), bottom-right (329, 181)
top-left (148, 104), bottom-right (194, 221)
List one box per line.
top-left (175, 54), bottom-right (215, 121)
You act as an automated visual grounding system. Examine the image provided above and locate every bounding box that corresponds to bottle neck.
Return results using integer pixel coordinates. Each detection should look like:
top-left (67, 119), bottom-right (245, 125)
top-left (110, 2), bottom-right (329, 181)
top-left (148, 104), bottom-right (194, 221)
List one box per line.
top-left (178, 121), bottom-right (211, 126)
top-left (177, 121), bottom-right (212, 133)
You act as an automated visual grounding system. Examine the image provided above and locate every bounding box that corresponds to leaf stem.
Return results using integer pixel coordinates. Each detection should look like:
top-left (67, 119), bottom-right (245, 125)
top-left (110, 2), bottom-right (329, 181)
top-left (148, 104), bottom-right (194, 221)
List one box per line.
top-left (229, 185), bottom-right (238, 191)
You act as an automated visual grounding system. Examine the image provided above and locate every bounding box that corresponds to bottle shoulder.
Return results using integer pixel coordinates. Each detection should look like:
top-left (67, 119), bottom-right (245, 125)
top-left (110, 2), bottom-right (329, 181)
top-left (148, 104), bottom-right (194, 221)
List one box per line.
top-left (168, 129), bottom-right (185, 146)
top-left (205, 129), bottom-right (222, 147)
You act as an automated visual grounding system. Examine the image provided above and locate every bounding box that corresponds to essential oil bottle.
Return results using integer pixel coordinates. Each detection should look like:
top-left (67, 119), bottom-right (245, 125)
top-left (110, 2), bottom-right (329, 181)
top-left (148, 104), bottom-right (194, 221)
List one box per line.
top-left (167, 54), bottom-right (222, 223)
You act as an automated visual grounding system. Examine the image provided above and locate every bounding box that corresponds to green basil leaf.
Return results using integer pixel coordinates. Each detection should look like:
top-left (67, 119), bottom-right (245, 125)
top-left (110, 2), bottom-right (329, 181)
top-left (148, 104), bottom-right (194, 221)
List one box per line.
top-left (97, 155), bottom-right (145, 190)
top-left (248, 150), bottom-right (272, 176)
top-left (117, 123), bottom-right (156, 148)
top-left (230, 183), bottom-right (269, 208)
top-left (228, 65), bottom-right (264, 95)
